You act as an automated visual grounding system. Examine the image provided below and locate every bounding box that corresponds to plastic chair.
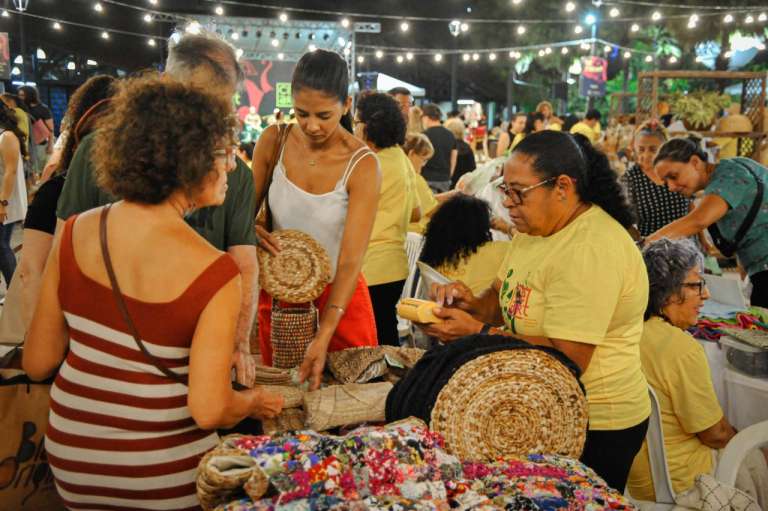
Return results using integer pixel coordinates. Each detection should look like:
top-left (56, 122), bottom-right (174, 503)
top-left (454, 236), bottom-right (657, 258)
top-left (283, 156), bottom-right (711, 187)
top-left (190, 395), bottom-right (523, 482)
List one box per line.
top-left (397, 233), bottom-right (424, 341)
top-left (714, 419), bottom-right (768, 488)
top-left (645, 386), bottom-right (678, 505)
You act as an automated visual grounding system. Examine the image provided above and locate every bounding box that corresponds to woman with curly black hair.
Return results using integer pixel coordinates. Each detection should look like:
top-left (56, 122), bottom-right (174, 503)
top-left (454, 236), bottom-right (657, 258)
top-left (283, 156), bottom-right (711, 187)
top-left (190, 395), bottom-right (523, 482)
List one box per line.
top-left (420, 194), bottom-right (509, 294)
top-left (354, 91), bottom-right (415, 346)
top-left (420, 131), bottom-right (649, 493)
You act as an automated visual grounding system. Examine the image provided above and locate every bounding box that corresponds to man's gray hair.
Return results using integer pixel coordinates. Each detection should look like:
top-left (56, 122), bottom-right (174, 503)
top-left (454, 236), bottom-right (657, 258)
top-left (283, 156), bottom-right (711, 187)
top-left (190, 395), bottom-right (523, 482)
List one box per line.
top-left (642, 238), bottom-right (704, 320)
top-left (165, 31), bottom-right (244, 87)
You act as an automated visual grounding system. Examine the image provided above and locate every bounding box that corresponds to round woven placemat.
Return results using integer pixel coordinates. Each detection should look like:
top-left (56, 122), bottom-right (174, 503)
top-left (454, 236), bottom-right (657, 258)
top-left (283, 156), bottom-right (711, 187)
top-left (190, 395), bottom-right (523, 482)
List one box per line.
top-left (258, 229), bottom-right (331, 304)
top-left (430, 349), bottom-right (588, 461)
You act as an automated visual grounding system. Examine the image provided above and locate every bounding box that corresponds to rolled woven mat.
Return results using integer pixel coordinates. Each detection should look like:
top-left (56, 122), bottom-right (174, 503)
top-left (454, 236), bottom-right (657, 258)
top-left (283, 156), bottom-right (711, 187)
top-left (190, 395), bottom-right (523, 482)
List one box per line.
top-left (261, 408), bottom-right (306, 435)
top-left (303, 382), bottom-right (393, 431)
top-left (430, 349), bottom-right (588, 461)
top-left (253, 364), bottom-right (293, 386)
top-left (260, 385), bottom-right (304, 409)
top-left (327, 346), bottom-right (426, 384)
top-left (257, 229), bottom-right (331, 304)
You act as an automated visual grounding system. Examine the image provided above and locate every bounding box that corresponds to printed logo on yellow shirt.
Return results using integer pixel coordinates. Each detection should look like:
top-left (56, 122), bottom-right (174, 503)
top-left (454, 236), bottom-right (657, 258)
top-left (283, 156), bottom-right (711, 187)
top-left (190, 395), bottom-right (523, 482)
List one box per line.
top-left (500, 268), bottom-right (534, 334)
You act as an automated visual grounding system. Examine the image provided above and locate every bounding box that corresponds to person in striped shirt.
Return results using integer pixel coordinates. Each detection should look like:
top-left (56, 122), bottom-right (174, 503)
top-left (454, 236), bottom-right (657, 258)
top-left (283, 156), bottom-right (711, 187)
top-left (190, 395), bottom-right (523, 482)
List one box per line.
top-left (22, 74), bottom-right (283, 510)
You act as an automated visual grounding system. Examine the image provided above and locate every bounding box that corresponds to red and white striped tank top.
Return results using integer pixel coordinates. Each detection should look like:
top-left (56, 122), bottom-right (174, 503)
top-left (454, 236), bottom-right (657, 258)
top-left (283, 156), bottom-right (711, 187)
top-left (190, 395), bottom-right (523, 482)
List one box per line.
top-left (46, 215), bottom-right (240, 510)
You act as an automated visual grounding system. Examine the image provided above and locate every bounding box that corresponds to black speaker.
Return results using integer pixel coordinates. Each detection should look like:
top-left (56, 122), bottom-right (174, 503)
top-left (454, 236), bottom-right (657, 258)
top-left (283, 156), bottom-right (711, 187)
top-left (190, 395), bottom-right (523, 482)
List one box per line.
top-left (552, 82), bottom-right (568, 101)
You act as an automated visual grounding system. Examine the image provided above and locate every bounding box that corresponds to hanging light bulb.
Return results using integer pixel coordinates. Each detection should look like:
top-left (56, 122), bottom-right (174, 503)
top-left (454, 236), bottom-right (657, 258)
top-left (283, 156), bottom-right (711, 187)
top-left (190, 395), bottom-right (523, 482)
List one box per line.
top-left (609, 7), bottom-right (620, 17)
top-left (400, 21), bottom-right (410, 32)
top-left (308, 44), bottom-right (317, 52)
top-left (13, 55), bottom-right (22, 64)
top-left (357, 55), bottom-right (364, 63)
top-left (343, 47), bottom-right (350, 56)
top-left (631, 23), bottom-right (640, 32)
top-left (585, 13), bottom-right (597, 25)
top-left (517, 25), bottom-right (526, 35)
top-left (148, 0), bottom-right (158, 4)
top-left (396, 55), bottom-right (404, 63)
top-left (67, 61), bottom-right (76, 70)
top-left (561, 47), bottom-right (569, 54)
top-left (651, 11), bottom-right (662, 21)
top-left (574, 25), bottom-right (583, 34)
top-left (10, 66), bottom-right (20, 76)
top-left (623, 50), bottom-right (631, 58)
top-left (538, 49), bottom-right (546, 57)
top-left (435, 53), bottom-right (443, 62)
top-left (723, 14), bottom-right (734, 23)
top-left (644, 55), bottom-right (653, 62)
top-left (279, 12), bottom-right (288, 22)
top-left (406, 52), bottom-right (414, 61)
top-left (545, 47), bottom-right (553, 54)
top-left (52, 21), bottom-right (61, 30)
top-left (375, 50), bottom-right (383, 59)
top-left (724, 50), bottom-right (732, 58)
top-left (509, 51), bottom-right (516, 59)
top-left (276, 52), bottom-right (284, 60)
top-left (604, 44), bottom-right (612, 53)
top-left (462, 53), bottom-right (470, 61)
top-left (460, 22), bottom-right (469, 32)
top-left (472, 52), bottom-right (480, 61)
top-left (214, 5), bottom-right (224, 15)
top-left (745, 15), bottom-right (754, 24)
top-left (148, 38), bottom-right (156, 46)
top-left (758, 13), bottom-right (767, 22)
top-left (341, 18), bottom-right (350, 28)
top-left (565, 2), bottom-right (576, 12)
top-left (489, 52), bottom-right (497, 61)
top-left (93, 2), bottom-right (103, 13)
top-left (36, 48), bottom-right (46, 59)
top-left (143, 13), bottom-right (152, 23)
top-left (270, 38), bottom-right (279, 47)
top-left (231, 31), bottom-right (239, 40)
top-left (1, 10), bottom-right (9, 17)
top-left (101, 31), bottom-right (110, 39)
top-left (668, 56), bottom-right (677, 63)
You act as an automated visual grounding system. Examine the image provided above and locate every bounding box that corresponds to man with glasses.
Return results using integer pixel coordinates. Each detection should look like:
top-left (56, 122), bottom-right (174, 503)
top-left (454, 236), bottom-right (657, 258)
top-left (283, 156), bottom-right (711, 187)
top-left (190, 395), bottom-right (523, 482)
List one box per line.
top-left (387, 86), bottom-right (412, 121)
top-left (54, 31), bottom-right (259, 386)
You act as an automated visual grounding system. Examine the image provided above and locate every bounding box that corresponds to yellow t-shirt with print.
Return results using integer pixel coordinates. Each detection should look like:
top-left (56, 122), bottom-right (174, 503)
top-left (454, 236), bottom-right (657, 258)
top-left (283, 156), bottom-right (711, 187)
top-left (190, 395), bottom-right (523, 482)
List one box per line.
top-left (496, 205), bottom-right (650, 430)
top-left (627, 316), bottom-right (723, 500)
top-left (438, 241), bottom-right (510, 295)
top-left (408, 171), bottom-right (439, 234)
top-left (363, 146), bottom-right (415, 286)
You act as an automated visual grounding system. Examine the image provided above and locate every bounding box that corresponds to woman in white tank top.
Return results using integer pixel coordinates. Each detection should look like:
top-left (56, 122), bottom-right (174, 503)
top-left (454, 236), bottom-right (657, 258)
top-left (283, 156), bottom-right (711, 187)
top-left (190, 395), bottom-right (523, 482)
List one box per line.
top-left (252, 50), bottom-right (381, 390)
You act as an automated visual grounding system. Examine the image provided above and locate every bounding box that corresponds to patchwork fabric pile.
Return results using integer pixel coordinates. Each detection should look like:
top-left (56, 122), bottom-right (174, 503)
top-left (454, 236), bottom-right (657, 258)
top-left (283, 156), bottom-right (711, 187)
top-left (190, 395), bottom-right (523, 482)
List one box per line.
top-left (690, 306), bottom-right (768, 342)
top-left (197, 418), bottom-right (635, 511)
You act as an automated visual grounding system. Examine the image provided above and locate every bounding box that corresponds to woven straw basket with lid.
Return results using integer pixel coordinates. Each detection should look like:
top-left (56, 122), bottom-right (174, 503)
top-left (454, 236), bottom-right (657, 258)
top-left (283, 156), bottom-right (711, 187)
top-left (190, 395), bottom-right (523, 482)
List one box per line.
top-left (257, 229), bottom-right (332, 304)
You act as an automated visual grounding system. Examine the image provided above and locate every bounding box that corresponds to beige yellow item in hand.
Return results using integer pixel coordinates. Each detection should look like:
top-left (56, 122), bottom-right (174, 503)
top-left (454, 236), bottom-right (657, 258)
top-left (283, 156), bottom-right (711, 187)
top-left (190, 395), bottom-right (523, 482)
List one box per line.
top-left (396, 298), bottom-right (443, 324)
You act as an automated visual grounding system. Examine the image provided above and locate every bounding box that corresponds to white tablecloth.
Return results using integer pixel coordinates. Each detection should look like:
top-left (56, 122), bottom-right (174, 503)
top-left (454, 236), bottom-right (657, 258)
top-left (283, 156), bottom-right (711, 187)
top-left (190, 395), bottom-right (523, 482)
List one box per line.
top-left (698, 337), bottom-right (768, 430)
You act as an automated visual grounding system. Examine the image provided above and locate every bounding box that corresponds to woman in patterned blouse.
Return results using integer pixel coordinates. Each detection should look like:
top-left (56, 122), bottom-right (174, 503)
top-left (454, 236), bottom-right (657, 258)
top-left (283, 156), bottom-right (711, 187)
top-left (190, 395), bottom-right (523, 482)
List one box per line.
top-left (622, 121), bottom-right (691, 237)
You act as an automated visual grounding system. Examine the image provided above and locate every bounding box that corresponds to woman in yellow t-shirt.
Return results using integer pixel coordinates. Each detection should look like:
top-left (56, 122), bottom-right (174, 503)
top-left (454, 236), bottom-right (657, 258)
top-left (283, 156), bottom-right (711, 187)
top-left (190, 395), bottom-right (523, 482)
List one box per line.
top-left (419, 131), bottom-right (650, 493)
top-left (355, 92), bottom-right (415, 346)
top-left (420, 194), bottom-right (509, 295)
top-left (628, 239), bottom-right (768, 507)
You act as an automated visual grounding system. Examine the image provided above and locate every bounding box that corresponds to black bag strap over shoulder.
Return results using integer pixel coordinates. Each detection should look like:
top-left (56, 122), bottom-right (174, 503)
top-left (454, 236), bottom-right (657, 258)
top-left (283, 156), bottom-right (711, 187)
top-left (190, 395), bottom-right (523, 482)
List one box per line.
top-left (707, 160), bottom-right (764, 258)
top-left (99, 204), bottom-right (188, 385)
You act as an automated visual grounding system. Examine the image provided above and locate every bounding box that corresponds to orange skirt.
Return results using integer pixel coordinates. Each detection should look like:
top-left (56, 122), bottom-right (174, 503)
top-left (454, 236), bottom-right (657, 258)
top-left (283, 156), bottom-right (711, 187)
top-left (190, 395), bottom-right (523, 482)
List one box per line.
top-left (258, 274), bottom-right (378, 366)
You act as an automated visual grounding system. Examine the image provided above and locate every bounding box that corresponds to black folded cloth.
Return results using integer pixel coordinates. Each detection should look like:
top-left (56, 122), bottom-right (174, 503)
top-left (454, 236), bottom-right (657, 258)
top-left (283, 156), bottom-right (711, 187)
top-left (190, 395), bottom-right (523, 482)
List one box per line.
top-left (385, 334), bottom-right (583, 424)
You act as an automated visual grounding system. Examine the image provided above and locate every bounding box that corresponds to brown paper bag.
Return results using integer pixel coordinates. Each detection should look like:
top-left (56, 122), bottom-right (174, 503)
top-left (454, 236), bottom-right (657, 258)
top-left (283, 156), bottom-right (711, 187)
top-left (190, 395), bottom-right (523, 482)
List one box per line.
top-left (0, 349), bottom-right (65, 510)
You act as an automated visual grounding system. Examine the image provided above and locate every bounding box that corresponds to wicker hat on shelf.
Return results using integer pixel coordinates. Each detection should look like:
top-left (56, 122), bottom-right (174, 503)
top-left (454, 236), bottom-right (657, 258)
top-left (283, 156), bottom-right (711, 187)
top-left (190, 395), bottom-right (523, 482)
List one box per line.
top-left (258, 229), bottom-right (332, 303)
top-left (430, 349), bottom-right (588, 461)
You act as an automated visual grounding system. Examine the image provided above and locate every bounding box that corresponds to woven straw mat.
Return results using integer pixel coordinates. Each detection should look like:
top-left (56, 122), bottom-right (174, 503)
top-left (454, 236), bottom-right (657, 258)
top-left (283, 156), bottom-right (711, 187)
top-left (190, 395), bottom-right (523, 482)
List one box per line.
top-left (304, 382), bottom-right (393, 431)
top-left (430, 349), bottom-right (588, 461)
top-left (258, 229), bottom-right (331, 303)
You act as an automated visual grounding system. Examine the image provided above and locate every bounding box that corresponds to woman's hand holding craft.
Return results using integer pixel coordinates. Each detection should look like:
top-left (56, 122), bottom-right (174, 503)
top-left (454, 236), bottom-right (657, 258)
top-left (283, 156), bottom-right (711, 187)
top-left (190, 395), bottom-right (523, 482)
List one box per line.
top-left (249, 386), bottom-right (284, 420)
top-left (418, 306), bottom-right (484, 342)
top-left (255, 225), bottom-right (281, 256)
top-left (299, 337), bottom-right (329, 391)
top-left (431, 281), bottom-right (477, 312)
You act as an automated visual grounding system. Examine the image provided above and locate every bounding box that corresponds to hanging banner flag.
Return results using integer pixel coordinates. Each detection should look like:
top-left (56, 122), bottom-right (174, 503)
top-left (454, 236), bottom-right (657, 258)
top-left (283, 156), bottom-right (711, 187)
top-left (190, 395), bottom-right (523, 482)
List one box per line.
top-left (0, 33), bottom-right (9, 80)
top-left (579, 56), bottom-right (608, 98)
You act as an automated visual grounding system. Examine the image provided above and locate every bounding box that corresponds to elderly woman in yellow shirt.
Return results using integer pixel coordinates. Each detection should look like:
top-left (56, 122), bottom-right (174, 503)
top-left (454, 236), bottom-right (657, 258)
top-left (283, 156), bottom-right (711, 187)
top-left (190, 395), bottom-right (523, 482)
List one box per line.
top-left (419, 131), bottom-right (650, 493)
top-left (355, 92), bottom-right (415, 346)
top-left (628, 238), bottom-right (768, 507)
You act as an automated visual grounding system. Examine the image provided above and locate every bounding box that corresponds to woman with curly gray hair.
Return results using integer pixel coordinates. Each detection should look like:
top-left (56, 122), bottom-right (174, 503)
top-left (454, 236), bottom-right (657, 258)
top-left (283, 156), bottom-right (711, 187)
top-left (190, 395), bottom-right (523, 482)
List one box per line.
top-left (628, 238), bottom-right (768, 506)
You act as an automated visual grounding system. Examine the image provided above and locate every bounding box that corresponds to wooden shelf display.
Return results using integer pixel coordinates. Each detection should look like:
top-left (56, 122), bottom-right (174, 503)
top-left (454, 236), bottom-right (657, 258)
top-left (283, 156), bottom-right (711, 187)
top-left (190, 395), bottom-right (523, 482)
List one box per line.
top-left (636, 71), bottom-right (767, 160)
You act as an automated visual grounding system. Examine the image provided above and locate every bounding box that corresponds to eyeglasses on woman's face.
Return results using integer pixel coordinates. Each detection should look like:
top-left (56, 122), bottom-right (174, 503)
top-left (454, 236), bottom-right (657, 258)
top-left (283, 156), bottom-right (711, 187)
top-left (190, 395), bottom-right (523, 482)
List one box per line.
top-left (681, 279), bottom-right (707, 297)
top-left (213, 145), bottom-right (239, 164)
top-left (497, 177), bottom-right (556, 206)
